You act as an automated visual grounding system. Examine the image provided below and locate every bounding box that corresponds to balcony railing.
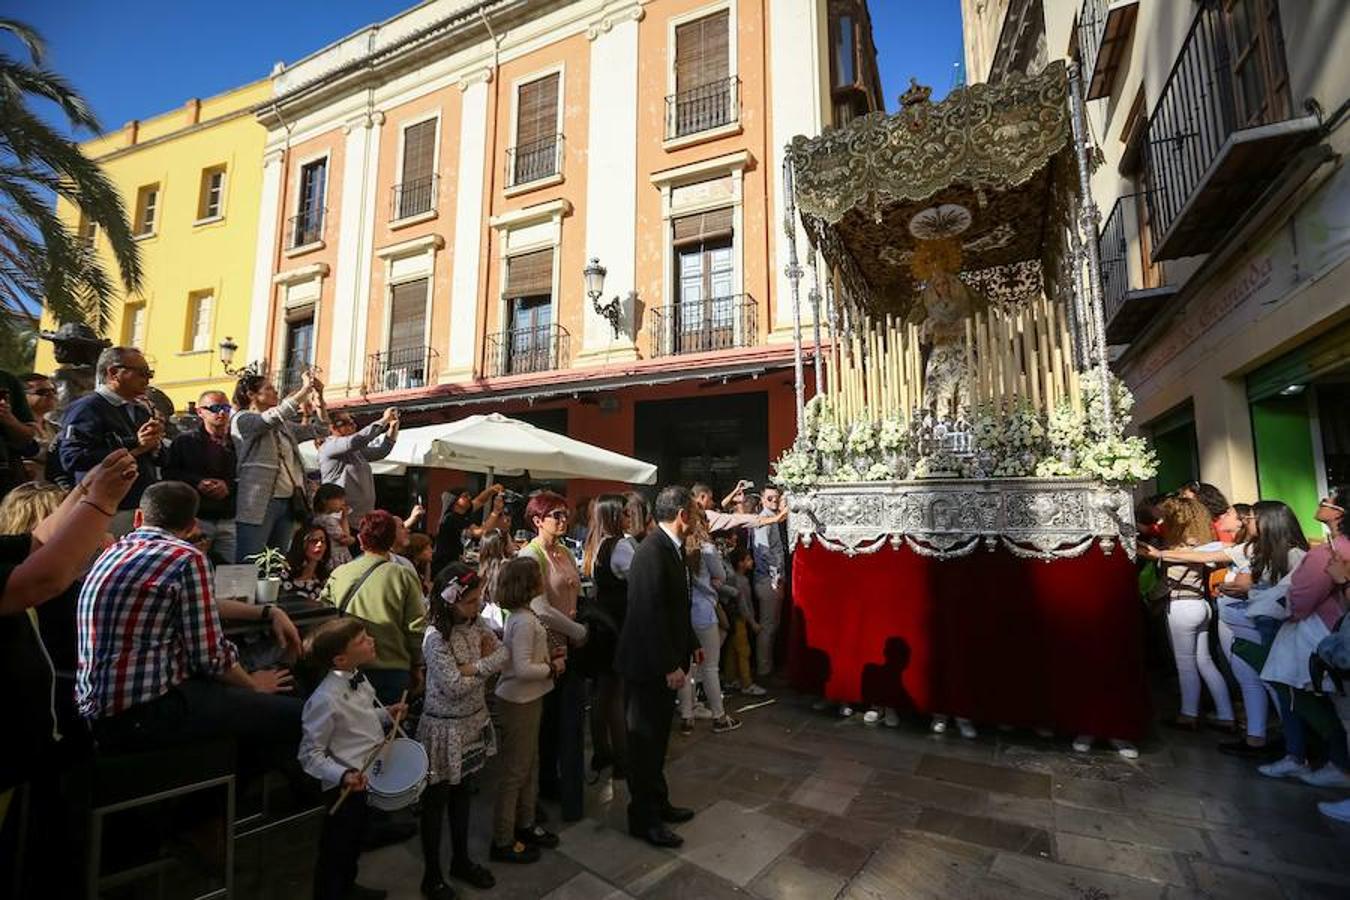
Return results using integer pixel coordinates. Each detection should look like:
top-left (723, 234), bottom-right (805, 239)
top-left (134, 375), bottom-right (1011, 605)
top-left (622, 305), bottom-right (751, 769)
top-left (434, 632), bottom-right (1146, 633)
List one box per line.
top-left (505, 135), bottom-right (563, 189)
top-left (366, 345), bottom-right (438, 392)
top-left (1077, 0), bottom-right (1138, 101)
top-left (1098, 193), bottom-right (1175, 344)
top-left (648, 294), bottom-right (757, 358)
top-left (665, 77), bottom-right (741, 141)
top-left (287, 206), bottom-right (325, 249)
top-left (485, 323), bottom-right (570, 377)
top-left (273, 365), bottom-right (307, 396)
top-left (391, 174), bottom-right (438, 222)
top-left (1144, 0), bottom-right (1312, 260)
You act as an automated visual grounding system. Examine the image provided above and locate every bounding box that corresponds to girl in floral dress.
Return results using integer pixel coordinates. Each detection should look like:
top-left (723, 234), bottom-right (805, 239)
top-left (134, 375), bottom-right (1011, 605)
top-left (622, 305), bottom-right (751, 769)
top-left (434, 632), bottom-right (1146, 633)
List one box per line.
top-left (417, 563), bottom-right (508, 898)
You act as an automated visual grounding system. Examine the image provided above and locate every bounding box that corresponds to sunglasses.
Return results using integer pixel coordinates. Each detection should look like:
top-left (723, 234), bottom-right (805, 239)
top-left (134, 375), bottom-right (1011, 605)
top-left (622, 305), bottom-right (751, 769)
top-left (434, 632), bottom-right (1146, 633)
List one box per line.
top-left (26, 387), bottom-right (57, 397)
top-left (202, 403), bottom-right (232, 415)
top-left (114, 364), bottom-right (155, 378)
top-left (545, 509), bottom-right (569, 522)
top-left (334, 419), bottom-right (357, 429)
top-left (306, 535), bottom-right (327, 544)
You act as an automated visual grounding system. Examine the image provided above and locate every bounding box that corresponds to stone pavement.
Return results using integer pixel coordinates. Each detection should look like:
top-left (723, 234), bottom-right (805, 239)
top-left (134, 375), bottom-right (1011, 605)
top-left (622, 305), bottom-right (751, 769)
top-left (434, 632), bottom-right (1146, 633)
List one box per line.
top-left (359, 687), bottom-right (1350, 899)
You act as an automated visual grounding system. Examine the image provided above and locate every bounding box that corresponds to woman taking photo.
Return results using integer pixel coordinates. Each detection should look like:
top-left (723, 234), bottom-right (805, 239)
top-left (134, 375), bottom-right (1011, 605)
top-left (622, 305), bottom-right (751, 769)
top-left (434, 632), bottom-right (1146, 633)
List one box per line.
top-left (580, 494), bottom-right (629, 780)
top-left (1155, 496), bottom-right (1235, 732)
top-left (520, 491), bottom-right (587, 822)
top-left (283, 521), bottom-right (333, 604)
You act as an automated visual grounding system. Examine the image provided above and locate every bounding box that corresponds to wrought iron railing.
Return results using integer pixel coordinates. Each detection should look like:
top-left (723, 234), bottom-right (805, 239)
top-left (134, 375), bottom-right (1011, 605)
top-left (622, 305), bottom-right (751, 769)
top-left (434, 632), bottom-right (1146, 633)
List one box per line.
top-left (485, 323), bottom-right (569, 377)
top-left (366, 345), bottom-right (438, 392)
top-left (648, 294), bottom-right (757, 358)
top-left (286, 206), bottom-right (325, 249)
top-left (505, 134), bottom-right (564, 188)
top-left (1077, 0), bottom-right (1109, 93)
top-left (1099, 193), bottom-right (1169, 326)
top-left (1144, 0), bottom-right (1293, 252)
top-left (665, 77), bottom-right (741, 140)
top-left (391, 174), bottom-right (438, 221)
top-left (273, 366), bottom-right (307, 395)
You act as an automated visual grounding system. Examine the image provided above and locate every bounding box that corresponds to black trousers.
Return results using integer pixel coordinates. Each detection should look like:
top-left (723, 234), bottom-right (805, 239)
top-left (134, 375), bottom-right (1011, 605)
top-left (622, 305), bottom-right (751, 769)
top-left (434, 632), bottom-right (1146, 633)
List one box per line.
top-left (314, 788), bottom-right (369, 900)
top-left (538, 666), bottom-right (586, 820)
top-left (623, 677), bottom-right (675, 833)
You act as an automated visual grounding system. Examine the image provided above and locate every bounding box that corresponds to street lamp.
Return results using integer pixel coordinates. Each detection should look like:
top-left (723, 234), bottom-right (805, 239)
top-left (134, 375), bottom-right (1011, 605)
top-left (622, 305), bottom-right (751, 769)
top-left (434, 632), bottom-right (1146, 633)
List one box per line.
top-left (584, 257), bottom-right (625, 340)
top-left (218, 336), bottom-right (240, 374)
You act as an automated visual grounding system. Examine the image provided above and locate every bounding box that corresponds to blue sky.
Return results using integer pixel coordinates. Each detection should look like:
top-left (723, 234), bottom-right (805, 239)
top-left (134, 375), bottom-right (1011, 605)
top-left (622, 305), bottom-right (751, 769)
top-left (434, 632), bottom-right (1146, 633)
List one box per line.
top-left (15, 0), bottom-right (965, 136)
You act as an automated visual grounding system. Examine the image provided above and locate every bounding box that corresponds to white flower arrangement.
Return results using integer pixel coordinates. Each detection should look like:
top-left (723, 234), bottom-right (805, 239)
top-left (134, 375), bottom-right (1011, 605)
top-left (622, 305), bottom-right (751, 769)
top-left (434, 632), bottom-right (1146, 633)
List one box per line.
top-left (845, 420), bottom-right (877, 457)
top-left (878, 417), bottom-right (909, 453)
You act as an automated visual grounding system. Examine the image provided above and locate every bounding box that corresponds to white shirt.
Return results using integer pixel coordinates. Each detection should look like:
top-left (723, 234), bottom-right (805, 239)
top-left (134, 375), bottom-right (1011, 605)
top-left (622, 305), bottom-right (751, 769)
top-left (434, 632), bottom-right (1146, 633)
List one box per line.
top-left (298, 670), bottom-right (392, 789)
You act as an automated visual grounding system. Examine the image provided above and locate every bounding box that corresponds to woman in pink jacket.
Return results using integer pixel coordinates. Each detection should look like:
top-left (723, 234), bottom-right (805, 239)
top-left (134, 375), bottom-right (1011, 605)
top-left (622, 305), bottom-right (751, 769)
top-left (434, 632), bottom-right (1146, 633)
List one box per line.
top-left (1259, 488), bottom-right (1349, 788)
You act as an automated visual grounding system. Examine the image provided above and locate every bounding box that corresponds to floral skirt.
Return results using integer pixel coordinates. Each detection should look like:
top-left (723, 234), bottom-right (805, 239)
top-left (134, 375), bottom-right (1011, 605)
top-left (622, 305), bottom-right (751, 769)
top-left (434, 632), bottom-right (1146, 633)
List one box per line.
top-left (416, 706), bottom-right (496, 785)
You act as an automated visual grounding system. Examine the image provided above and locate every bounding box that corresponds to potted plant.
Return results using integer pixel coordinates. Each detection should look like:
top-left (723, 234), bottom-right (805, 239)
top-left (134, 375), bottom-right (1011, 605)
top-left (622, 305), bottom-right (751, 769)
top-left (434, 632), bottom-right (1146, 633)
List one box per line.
top-left (247, 547), bottom-right (290, 605)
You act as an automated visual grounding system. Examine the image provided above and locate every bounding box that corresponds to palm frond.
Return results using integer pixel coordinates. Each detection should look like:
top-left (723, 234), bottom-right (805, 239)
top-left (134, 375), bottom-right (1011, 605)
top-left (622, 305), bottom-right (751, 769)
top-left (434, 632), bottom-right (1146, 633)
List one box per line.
top-left (0, 19), bottom-right (45, 66)
top-left (0, 56), bottom-right (101, 132)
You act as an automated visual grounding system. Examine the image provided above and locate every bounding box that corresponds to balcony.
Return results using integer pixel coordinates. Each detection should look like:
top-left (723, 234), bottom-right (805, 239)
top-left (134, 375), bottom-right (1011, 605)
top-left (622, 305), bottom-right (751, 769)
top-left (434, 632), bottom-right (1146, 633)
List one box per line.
top-left (1144, 1), bottom-right (1318, 261)
top-left (648, 294), bottom-right (757, 358)
top-left (1098, 194), bottom-right (1177, 344)
top-left (1077, 0), bottom-right (1138, 101)
top-left (273, 366), bottom-right (307, 395)
top-left (390, 174), bottom-right (438, 222)
top-left (286, 206), bottom-right (325, 250)
top-left (505, 135), bottom-right (563, 191)
top-left (665, 77), bottom-right (741, 142)
top-left (366, 345), bottom-right (438, 392)
top-left (485, 323), bottom-right (570, 377)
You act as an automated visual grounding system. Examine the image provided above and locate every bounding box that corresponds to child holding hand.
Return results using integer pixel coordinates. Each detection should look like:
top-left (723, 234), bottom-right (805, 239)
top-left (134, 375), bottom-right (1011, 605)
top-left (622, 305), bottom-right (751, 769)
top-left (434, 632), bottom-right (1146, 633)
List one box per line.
top-left (299, 619), bottom-right (407, 900)
top-left (723, 547), bottom-right (767, 697)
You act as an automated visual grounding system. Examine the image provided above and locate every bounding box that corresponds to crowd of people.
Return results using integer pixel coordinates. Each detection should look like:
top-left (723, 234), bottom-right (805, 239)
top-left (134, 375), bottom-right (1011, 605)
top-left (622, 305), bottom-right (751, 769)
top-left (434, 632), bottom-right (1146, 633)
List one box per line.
top-left (0, 348), bottom-right (793, 899)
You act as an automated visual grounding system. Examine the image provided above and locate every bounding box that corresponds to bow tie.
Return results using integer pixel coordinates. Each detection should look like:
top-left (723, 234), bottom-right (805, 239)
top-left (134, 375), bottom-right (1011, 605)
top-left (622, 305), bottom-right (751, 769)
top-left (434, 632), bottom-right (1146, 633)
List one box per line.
top-left (347, 672), bottom-right (367, 691)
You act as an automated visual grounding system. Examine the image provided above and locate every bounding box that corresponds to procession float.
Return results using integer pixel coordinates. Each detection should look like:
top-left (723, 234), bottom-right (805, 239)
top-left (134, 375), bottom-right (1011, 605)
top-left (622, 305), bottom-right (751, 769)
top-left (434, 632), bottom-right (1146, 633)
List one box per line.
top-left (777, 63), bottom-right (1156, 740)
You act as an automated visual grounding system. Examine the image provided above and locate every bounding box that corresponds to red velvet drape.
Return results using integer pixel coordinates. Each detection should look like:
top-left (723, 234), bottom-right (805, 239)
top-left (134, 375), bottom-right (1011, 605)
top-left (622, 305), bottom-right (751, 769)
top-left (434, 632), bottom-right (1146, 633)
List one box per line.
top-left (787, 541), bottom-right (1151, 741)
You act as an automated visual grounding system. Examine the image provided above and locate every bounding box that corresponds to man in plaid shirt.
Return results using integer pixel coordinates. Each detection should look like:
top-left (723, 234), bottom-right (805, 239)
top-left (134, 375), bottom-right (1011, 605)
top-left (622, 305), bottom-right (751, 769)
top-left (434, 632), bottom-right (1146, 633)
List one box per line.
top-left (78, 481), bottom-right (301, 773)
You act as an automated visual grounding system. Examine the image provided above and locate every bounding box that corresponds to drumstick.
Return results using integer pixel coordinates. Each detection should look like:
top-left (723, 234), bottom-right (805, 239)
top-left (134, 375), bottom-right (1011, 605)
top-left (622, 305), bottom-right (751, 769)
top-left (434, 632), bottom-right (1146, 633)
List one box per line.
top-left (371, 692), bottom-right (412, 740)
top-left (330, 690), bottom-right (409, 815)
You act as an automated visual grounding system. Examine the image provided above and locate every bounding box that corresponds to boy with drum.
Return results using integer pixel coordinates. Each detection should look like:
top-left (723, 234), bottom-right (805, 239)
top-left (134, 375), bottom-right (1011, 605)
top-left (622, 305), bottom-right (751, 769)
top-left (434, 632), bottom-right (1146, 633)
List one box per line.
top-left (300, 619), bottom-right (408, 900)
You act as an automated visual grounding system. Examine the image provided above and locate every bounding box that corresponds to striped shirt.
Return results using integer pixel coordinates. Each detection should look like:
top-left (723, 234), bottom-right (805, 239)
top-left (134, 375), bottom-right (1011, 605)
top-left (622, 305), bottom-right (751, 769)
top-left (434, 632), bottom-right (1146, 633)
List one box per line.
top-left (77, 526), bottom-right (239, 719)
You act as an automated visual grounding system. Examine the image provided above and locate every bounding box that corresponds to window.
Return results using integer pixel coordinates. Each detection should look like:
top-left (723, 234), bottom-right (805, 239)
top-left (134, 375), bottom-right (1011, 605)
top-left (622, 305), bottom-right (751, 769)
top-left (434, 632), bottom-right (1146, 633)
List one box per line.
top-left (291, 158), bottom-right (327, 247)
top-left (670, 10), bottom-right (733, 139)
top-left (186, 291), bottom-right (214, 352)
top-left (395, 120), bottom-right (437, 220)
top-left (198, 165), bottom-right (226, 220)
top-left (282, 313), bottom-right (314, 393)
top-left (123, 303), bottom-right (146, 347)
top-left (833, 14), bottom-right (857, 88)
top-left (1224, 0), bottom-right (1290, 127)
top-left (382, 278), bottom-right (429, 388)
top-left (502, 248), bottom-right (556, 374)
top-left (134, 184), bottom-right (159, 237)
top-left (511, 74), bottom-right (561, 187)
top-left (669, 209), bottom-right (738, 354)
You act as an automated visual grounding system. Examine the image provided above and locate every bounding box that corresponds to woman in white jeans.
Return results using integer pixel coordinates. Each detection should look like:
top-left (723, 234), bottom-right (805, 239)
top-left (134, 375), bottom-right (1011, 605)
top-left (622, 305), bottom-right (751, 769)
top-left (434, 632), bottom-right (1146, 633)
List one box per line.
top-left (1156, 497), bottom-right (1235, 731)
top-left (678, 537), bottom-right (741, 736)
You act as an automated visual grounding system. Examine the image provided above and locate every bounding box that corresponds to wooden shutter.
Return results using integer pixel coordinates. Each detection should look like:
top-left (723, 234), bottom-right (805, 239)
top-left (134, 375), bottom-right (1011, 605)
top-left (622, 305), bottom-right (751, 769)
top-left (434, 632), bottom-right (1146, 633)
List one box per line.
top-left (672, 208), bottom-right (733, 246)
top-left (401, 120), bottom-right (436, 184)
top-left (388, 278), bottom-right (428, 352)
top-left (515, 73), bottom-right (560, 149)
top-left (675, 10), bottom-right (730, 94)
top-left (504, 249), bottom-right (554, 299)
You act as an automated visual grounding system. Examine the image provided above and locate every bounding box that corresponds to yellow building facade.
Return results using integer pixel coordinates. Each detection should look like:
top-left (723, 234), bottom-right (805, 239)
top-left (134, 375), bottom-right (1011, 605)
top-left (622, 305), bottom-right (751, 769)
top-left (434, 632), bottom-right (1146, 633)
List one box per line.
top-left (37, 80), bottom-right (270, 409)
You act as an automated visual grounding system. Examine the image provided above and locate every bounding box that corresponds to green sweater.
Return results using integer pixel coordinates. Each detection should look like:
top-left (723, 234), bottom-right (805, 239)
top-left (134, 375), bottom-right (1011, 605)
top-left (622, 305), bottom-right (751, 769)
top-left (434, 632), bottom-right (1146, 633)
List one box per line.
top-left (320, 556), bottom-right (426, 671)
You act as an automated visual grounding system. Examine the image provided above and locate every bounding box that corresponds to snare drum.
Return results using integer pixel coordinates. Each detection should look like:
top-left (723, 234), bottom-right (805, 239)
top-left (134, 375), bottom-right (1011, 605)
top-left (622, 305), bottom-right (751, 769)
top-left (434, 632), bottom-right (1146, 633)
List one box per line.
top-left (366, 738), bottom-right (428, 811)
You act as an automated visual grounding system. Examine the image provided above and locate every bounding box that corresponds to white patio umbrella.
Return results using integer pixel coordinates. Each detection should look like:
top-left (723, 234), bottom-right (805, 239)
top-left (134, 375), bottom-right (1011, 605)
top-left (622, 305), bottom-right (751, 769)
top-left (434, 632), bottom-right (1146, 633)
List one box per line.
top-left (298, 440), bottom-right (406, 476)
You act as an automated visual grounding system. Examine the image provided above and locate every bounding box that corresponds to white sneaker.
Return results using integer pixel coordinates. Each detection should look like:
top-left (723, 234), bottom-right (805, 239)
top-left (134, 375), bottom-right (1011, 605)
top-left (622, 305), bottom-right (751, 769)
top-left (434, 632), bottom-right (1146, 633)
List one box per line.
top-left (1318, 797), bottom-right (1350, 823)
top-left (1110, 739), bottom-right (1139, 760)
top-left (839, 705), bottom-right (855, 718)
top-left (883, 707), bottom-right (900, 728)
top-left (1258, 756), bottom-right (1311, 779)
top-left (956, 718), bottom-right (977, 740)
top-left (1299, 765), bottom-right (1350, 789)
top-left (930, 715), bottom-right (949, 734)
top-left (744, 683), bottom-right (767, 697)
top-left (1072, 735), bottom-right (1093, 754)
top-left (863, 709), bottom-right (881, 725)
top-left (692, 702), bottom-right (714, 720)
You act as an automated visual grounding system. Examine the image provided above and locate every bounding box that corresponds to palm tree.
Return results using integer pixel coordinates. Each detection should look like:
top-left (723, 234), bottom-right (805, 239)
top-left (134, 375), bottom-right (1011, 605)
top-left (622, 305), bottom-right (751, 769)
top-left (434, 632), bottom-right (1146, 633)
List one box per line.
top-left (0, 17), bottom-right (141, 348)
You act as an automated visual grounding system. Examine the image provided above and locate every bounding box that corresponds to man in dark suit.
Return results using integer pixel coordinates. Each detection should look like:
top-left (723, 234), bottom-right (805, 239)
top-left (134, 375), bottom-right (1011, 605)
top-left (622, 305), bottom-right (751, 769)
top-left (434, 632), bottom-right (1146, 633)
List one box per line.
top-left (58, 347), bottom-right (164, 536)
top-left (614, 485), bottom-right (701, 848)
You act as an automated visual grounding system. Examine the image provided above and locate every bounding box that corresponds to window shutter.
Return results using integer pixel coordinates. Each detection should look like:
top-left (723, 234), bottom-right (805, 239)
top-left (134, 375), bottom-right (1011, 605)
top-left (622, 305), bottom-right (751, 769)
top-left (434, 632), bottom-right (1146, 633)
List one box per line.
top-left (388, 279), bottom-right (428, 352)
top-left (516, 73), bottom-right (559, 149)
top-left (401, 120), bottom-right (436, 184)
top-left (672, 208), bottom-right (734, 245)
top-left (504, 249), bottom-right (554, 299)
top-left (675, 10), bottom-right (730, 94)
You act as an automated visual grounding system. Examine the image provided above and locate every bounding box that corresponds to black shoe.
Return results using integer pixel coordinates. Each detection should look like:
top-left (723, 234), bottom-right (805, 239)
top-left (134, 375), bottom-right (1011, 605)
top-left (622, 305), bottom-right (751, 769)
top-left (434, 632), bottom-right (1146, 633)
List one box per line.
top-left (660, 805), bottom-right (695, 824)
top-left (448, 860), bottom-right (495, 890)
top-left (516, 824), bottom-right (560, 849)
top-left (1218, 739), bottom-right (1277, 759)
top-left (419, 878), bottom-right (455, 900)
top-left (630, 825), bottom-right (683, 848)
top-left (344, 885), bottom-right (388, 900)
top-left (489, 841), bottom-right (540, 864)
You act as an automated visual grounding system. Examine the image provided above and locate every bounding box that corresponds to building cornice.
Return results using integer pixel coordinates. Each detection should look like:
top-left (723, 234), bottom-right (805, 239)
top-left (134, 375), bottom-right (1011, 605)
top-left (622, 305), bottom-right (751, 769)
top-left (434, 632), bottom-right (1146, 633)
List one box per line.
top-left (488, 198), bottom-right (573, 230)
top-left (585, 1), bottom-right (645, 40)
top-left (272, 263), bottom-right (330, 286)
top-left (375, 234), bottom-right (446, 259)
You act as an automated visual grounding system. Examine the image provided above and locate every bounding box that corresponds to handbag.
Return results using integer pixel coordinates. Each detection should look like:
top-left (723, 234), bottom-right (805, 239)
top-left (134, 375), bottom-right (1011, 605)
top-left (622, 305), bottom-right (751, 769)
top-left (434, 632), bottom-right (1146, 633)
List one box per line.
top-left (336, 559), bottom-right (389, 616)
